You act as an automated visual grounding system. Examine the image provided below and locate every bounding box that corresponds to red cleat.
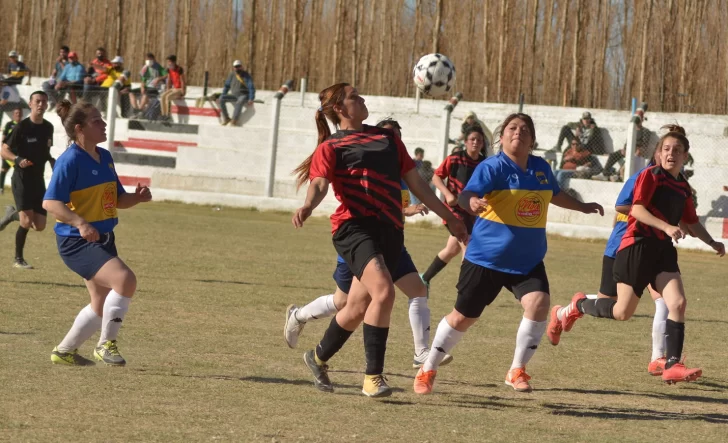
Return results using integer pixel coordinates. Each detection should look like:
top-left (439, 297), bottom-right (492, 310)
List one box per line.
top-left (505, 367), bottom-right (533, 392)
top-left (648, 357), bottom-right (666, 376)
top-left (547, 305), bottom-right (563, 346)
top-left (414, 368), bottom-right (437, 395)
top-left (661, 362), bottom-right (702, 384)
top-left (561, 292), bottom-right (586, 332)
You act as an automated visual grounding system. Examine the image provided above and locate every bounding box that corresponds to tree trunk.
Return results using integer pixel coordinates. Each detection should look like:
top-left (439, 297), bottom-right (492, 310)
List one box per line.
top-left (262, 2), bottom-right (273, 89)
top-left (293, 0), bottom-right (302, 82)
top-left (182, 0), bottom-right (191, 66)
top-left (528, 0), bottom-right (540, 101)
top-left (432, 0), bottom-right (442, 53)
top-left (516, 0), bottom-right (531, 102)
top-left (377, 0), bottom-right (386, 93)
top-left (249, 0), bottom-right (257, 77)
top-left (361, 0), bottom-right (376, 90)
top-left (569, 0), bottom-right (581, 105)
top-left (116, 0), bottom-right (123, 56)
top-left (483, 0), bottom-right (489, 100)
top-left (541, 0), bottom-right (555, 103)
top-left (13, 0), bottom-right (23, 50)
top-left (555, 0), bottom-right (568, 104)
top-left (596, 0), bottom-right (609, 106)
top-left (332, 0), bottom-right (343, 83)
top-left (466, 1), bottom-right (476, 94)
top-left (497, 0), bottom-right (507, 102)
top-left (638, 0), bottom-right (653, 102)
top-left (678, 0), bottom-right (693, 112)
top-left (278, 0), bottom-right (289, 83)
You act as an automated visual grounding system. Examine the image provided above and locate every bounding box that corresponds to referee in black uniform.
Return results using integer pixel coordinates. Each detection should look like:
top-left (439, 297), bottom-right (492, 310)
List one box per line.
top-left (0, 91), bottom-right (55, 269)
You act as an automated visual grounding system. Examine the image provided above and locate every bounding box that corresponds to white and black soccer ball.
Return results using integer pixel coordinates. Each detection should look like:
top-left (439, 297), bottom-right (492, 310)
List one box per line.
top-left (413, 53), bottom-right (456, 98)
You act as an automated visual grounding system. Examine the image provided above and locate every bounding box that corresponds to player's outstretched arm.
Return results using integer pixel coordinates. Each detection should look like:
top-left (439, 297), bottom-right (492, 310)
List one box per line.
top-left (551, 191), bottom-right (604, 216)
top-left (292, 177), bottom-right (329, 228)
top-left (686, 222), bottom-right (725, 256)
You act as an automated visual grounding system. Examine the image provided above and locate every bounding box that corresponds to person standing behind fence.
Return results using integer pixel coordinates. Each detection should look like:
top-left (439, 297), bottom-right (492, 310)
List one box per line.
top-left (44, 100), bottom-right (152, 366)
top-left (0, 91), bottom-right (55, 269)
top-left (219, 60), bottom-right (255, 126)
top-left (42, 46), bottom-right (70, 109)
top-left (159, 55), bottom-right (186, 120)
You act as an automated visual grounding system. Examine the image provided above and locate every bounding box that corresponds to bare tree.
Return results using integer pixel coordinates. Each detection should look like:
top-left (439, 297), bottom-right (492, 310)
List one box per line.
top-left (555, 0), bottom-right (569, 104)
top-left (432, 0), bottom-right (442, 53)
top-left (569, 0), bottom-right (582, 106)
top-left (497, 0), bottom-right (508, 102)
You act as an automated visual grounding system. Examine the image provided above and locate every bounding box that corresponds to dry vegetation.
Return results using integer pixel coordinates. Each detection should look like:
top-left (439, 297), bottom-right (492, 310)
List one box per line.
top-left (1, 0), bottom-right (726, 113)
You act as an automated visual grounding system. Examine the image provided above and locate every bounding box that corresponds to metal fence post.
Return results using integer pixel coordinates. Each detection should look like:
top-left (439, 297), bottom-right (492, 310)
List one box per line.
top-left (415, 88), bottom-right (421, 114)
top-left (106, 87), bottom-right (118, 153)
top-left (266, 79), bottom-right (295, 197)
top-left (300, 78), bottom-right (307, 107)
top-left (439, 92), bottom-right (463, 199)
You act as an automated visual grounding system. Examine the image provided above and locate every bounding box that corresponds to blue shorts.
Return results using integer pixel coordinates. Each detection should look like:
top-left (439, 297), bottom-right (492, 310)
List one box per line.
top-left (57, 232), bottom-right (118, 280)
top-left (332, 247), bottom-right (418, 293)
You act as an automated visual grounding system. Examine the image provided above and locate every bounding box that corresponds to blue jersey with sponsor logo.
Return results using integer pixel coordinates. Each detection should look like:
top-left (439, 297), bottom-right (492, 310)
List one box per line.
top-left (603, 168), bottom-right (645, 258)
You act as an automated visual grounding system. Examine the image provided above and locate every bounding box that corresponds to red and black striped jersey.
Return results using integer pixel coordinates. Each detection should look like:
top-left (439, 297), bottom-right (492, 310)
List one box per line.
top-left (434, 150), bottom-right (485, 221)
top-left (619, 165), bottom-right (699, 250)
top-left (309, 125), bottom-right (416, 233)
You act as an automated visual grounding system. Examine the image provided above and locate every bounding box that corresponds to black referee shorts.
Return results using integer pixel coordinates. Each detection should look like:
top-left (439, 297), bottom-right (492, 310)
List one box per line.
top-left (332, 217), bottom-right (404, 280)
top-left (613, 239), bottom-right (680, 297)
top-left (11, 175), bottom-right (47, 215)
top-left (454, 259), bottom-right (550, 318)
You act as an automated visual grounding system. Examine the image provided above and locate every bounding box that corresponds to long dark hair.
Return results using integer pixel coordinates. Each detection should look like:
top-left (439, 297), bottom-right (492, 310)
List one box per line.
top-left (494, 113), bottom-right (537, 151)
top-left (293, 83), bottom-right (349, 189)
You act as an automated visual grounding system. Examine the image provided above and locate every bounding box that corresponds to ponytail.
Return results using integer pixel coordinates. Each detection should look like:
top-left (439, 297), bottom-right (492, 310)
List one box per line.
top-left (293, 83), bottom-right (349, 189)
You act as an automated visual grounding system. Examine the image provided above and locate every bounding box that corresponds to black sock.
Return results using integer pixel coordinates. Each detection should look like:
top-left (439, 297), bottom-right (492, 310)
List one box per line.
top-left (15, 226), bottom-right (29, 260)
top-left (578, 298), bottom-right (615, 319)
top-left (422, 256), bottom-right (448, 283)
top-left (363, 323), bottom-right (389, 375)
top-left (315, 317), bottom-right (354, 362)
top-left (0, 169), bottom-right (6, 189)
top-left (665, 319), bottom-right (685, 369)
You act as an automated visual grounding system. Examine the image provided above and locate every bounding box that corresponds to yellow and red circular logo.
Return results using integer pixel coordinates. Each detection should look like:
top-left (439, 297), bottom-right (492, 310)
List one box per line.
top-left (514, 192), bottom-right (545, 226)
top-left (101, 183), bottom-right (117, 217)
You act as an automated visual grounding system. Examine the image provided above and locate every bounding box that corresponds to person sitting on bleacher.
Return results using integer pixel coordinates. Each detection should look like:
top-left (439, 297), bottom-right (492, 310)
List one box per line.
top-left (130, 53), bottom-right (166, 116)
top-left (554, 139), bottom-right (600, 190)
top-left (592, 108), bottom-right (652, 182)
top-left (3, 51), bottom-right (28, 86)
top-left (82, 47), bottom-right (112, 102)
top-left (219, 60), bottom-right (255, 126)
top-left (42, 45), bottom-right (70, 109)
top-left (54, 52), bottom-right (86, 103)
top-left (551, 111), bottom-right (605, 154)
top-left (159, 55), bottom-right (186, 121)
top-left (100, 56), bottom-right (132, 118)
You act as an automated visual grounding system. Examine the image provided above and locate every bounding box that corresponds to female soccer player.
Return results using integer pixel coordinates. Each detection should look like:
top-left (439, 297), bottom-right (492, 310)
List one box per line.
top-left (549, 125), bottom-right (724, 384)
top-left (413, 113), bottom-right (604, 395)
top-left (549, 148), bottom-right (673, 376)
top-left (43, 100), bottom-right (152, 366)
top-left (420, 126), bottom-right (486, 287)
top-left (284, 118), bottom-right (453, 369)
top-left (292, 83), bottom-right (468, 398)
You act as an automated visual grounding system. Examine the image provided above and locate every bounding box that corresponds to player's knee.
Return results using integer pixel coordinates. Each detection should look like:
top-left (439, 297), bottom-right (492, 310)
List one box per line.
top-left (33, 221), bottom-right (46, 231)
top-left (447, 310), bottom-right (476, 331)
top-left (370, 283), bottom-right (395, 306)
top-left (612, 310), bottom-right (632, 321)
top-left (521, 292), bottom-right (550, 317)
top-left (118, 269), bottom-right (137, 296)
top-left (667, 297), bottom-right (687, 316)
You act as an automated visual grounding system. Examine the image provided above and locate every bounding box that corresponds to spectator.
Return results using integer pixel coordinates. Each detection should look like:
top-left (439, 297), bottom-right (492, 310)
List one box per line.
top-left (3, 50), bottom-right (28, 86)
top-left (55, 52), bottom-right (86, 103)
top-left (160, 55), bottom-right (186, 120)
top-left (409, 147), bottom-right (426, 204)
top-left (554, 139), bottom-right (600, 190)
top-left (42, 46), bottom-right (70, 108)
top-left (100, 56), bottom-right (132, 117)
top-left (83, 47), bottom-right (112, 101)
top-left (130, 53), bottom-right (166, 115)
top-left (593, 108), bottom-right (651, 182)
top-left (219, 60), bottom-right (256, 126)
top-left (552, 111), bottom-right (605, 154)
top-left (0, 82), bottom-right (25, 125)
top-left (458, 111), bottom-right (494, 156)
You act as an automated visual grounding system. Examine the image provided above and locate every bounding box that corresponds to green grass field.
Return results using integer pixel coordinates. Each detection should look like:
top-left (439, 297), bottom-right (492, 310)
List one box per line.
top-left (1, 197), bottom-right (727, 442)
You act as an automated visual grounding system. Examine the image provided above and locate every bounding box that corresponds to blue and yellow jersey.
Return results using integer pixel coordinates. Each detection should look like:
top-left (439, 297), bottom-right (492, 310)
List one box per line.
top-left (463, 152), bottom-right (560, 275)
top-left (337, 180), bottom-right (410, 264)
top-left (603, 168), bottom-right (644, 258)
top-left (44, 144), bottom-right (126, 237)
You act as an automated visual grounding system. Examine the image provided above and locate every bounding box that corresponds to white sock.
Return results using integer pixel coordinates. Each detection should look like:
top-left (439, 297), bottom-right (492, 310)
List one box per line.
top-left (652, 298), bottom-right (668, 361)
top-left (510, 317), bottom-right (547, 370)
top-left (585, 293), bottom-right (599, 299)
top-left (295, 294), bottom-right (338, 322)
top-left (408, 296), bottom-right (431, 356)
top-left (423, 317), bottom-right (464, 372)
top-left (98, 290), bottom-right (131, 345)
top-left (57, 305), bottom-right (102, 352)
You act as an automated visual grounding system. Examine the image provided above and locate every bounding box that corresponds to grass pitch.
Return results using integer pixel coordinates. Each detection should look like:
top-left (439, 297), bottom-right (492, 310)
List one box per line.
top-left (1, 196), bottom-right (727, 442)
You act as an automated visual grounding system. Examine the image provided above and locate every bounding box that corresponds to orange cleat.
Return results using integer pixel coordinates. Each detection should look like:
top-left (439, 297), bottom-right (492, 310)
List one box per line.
top-left (505, 367), bottom-right (533, 392)
top-left (648, 357), bottom-right (666, 376)
top-left (661, 362), bottom-right (702, 384)
top-left (413, 368), bottom-right (437, 395)
top-left (547, 305), bottom-right (563, 346)
top-left (561, 292), bottom-right (586, 332)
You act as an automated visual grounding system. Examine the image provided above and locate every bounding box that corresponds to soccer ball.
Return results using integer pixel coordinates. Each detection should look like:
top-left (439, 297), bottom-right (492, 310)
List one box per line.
top-left (412, 53), bottom-right (456, 97)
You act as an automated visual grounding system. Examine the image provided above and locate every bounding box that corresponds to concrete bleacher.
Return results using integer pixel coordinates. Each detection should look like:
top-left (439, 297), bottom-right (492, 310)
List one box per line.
top-left (8, 80), bottom-right (728, 247)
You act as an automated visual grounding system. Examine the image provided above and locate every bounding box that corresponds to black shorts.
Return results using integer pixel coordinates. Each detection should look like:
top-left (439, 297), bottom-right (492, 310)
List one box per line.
top-left (57, 232), bottom-right (118, 280)
top-left (332, 217), bottom-right (404, 280)
top-left (11, 176), bottom-right (47, 215)
top-left (599, 255), bottom-right (617, 297)
top-left (454, 259), bottom-right (550, 318)
top-left (613, 239), bottom-right (680, 297)
top-left (333, 247), bottom-right (419, 293)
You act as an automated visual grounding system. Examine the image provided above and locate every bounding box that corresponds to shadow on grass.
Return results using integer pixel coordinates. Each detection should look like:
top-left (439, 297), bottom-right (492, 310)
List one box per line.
top-left (632, 314), bottom-right (728, 325)
top-left (545, 402), bottom-right (728, 423)
top-left (541, 386), bottom-right (728, 404)
top-left (194, 279), bottom-right (330, 291)
top-left (0, 279), bottom-right (85, 289)
top-left (0, 330), bottom-right (33, 335)
top-left (331, 369), bottom-right (499, 389)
